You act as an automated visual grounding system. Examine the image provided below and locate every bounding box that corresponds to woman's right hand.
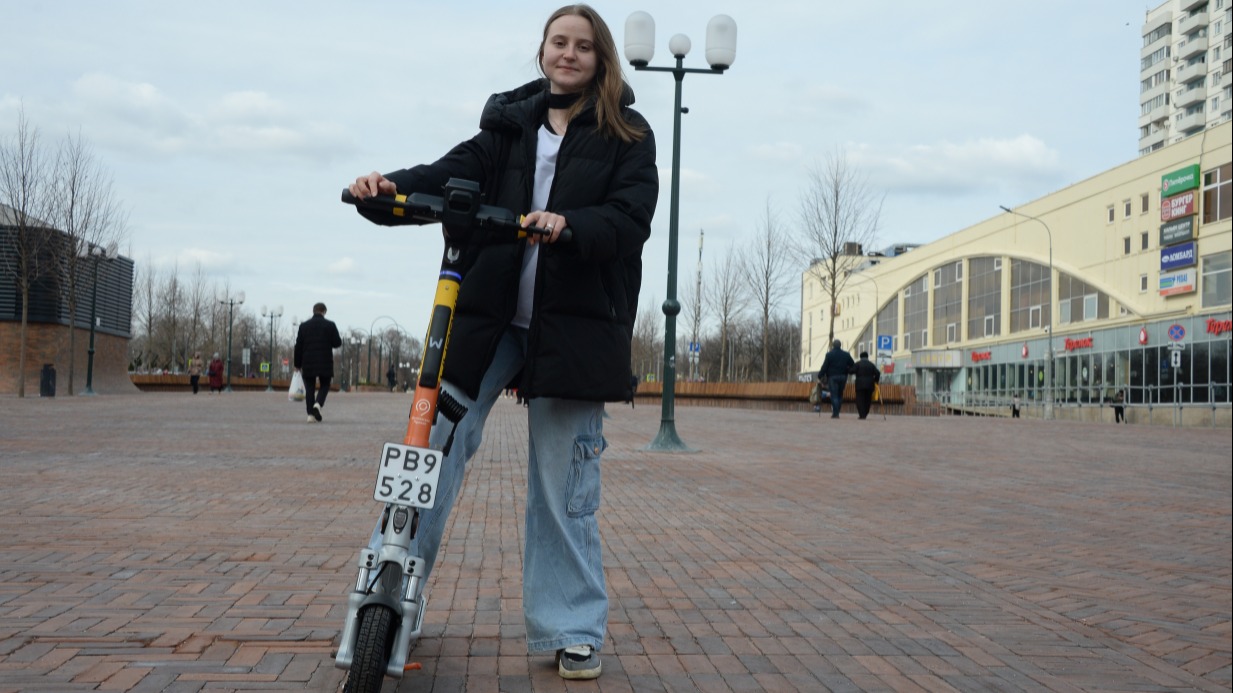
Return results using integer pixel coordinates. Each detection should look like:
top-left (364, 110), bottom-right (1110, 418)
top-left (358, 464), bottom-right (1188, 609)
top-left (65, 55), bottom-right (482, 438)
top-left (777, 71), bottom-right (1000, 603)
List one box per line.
top-left (349, 171), bottom-right (397, 199)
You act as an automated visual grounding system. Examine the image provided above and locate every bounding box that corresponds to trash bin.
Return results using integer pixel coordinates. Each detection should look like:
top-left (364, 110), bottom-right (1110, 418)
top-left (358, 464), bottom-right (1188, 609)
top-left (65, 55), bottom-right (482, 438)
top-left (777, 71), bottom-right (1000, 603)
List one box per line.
top-left (40, 364), bottom-right (56, 397)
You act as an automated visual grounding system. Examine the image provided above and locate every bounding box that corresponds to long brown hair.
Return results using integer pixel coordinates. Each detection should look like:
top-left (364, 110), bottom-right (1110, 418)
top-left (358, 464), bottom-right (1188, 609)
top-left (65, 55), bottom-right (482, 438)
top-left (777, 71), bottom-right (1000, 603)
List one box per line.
top-left (538, 4), bottom-right (646, 143)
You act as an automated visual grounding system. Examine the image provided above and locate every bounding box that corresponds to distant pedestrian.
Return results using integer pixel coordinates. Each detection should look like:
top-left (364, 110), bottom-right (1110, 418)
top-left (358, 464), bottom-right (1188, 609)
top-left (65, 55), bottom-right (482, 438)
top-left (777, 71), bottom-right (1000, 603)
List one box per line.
top-left (1113, 389), bottom-right (1126, 424)
top-left (1011, 393), bottom-right (1021, 418)
top-left (817, 339), bottom-right (855, 419)
top-left (386, 365), bottom-right (397, 391)
top-left (188, 351), bottom-right (203, 394)
top-left (294, 302), bottom-right (342, 423)
top-left (851, 351), bottom-right (880, 420)
top-left (207, 353), bottom-right (225, 393)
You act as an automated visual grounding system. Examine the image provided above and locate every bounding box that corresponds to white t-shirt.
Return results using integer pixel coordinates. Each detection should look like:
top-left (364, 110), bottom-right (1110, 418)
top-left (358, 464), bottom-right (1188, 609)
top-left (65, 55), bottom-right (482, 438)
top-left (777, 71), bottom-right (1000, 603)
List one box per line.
top-left (512, 124), bottom-right (562, 329)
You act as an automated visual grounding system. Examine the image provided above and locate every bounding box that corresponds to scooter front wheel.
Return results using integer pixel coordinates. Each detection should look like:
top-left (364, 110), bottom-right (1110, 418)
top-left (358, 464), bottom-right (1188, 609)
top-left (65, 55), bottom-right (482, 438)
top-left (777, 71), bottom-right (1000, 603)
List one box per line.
top-left (343, 603), bottom-right (397, 693)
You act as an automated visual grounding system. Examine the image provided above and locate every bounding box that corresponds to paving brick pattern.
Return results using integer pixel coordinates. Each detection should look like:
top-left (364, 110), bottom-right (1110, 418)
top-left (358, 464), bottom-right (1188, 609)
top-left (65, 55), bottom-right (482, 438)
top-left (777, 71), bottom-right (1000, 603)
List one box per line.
top-left (0, 393), bottom-right (1229, 692)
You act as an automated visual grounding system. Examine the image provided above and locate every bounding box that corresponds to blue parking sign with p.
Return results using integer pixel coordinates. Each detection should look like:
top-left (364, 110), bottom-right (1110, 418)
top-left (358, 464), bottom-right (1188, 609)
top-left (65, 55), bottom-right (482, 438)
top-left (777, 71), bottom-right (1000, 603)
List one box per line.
top-left (877, 335), bottom-right (893, 351)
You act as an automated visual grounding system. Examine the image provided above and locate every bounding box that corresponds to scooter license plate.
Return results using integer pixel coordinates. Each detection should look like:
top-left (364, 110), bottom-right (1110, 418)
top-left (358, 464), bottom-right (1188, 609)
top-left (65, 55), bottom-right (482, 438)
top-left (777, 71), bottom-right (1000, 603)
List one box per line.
top-left (373, 443), bottom-right (443, 509)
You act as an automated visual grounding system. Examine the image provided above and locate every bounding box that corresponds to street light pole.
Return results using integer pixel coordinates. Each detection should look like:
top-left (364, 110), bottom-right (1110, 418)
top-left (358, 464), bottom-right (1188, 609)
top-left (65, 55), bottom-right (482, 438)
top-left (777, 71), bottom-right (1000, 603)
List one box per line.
top-left (218, 291), bottom-right (245, 393)
top-left (262, 305), bottom-right (283, 392)
top-left (367, 315), bottom-right (404, 386)
top-left (1000, 205), bottom-right (1054, 420)
top-left (625, 11), bottom-right (736, 452)
top-left (79, 241), bottom-right (119, 396)
top-left (844, 270), bottom-right (880, 363)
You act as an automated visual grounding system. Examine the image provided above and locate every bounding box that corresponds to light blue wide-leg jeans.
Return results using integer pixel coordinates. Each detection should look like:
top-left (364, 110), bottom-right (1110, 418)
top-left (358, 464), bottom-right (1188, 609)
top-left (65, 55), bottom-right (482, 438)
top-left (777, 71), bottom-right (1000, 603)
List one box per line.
top-left (370, 326), bottom-right (607, 653)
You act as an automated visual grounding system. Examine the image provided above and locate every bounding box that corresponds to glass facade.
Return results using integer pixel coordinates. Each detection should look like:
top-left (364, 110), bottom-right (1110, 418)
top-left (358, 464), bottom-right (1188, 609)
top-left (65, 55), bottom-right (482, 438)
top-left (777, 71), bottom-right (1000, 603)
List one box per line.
top-left (932, 261), bottom-right (963, 346)
top-left (1010, 259), bottom-right (1051, 334)
top-left (903, 275), bottom-right (928, 351)
top-left (967, 257), bottom-right (1001, 340)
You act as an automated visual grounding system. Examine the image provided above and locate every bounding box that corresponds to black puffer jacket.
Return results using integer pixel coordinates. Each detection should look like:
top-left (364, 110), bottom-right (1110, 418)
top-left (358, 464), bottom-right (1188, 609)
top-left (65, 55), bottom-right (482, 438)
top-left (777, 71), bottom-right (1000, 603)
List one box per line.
top-left (359, 79), bottom-right (658, 402)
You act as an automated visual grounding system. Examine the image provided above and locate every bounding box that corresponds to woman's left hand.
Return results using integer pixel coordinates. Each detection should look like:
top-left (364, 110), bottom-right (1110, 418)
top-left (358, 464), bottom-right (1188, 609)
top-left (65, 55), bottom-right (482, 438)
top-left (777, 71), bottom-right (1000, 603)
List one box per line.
top-left (523, 211), bottom-right (567, 244)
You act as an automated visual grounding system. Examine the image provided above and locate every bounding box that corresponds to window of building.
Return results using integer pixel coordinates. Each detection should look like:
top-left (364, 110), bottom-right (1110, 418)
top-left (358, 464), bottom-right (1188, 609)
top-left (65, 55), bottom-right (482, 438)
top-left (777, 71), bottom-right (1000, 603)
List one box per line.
top-left (1124, 200), bottom-right (1132, 217)
top-left (876, 299), bottom-right (898, 347)
top-left (1141, 231), bottom-right (1150, 250)
top-left (1140, 274), bottom-right (1149, 292)
top-left (1058, 273), bottom-right (1110, 326)
top-left (1010, 259), bottom-right (1050, 335)
top-left (1124, 237), bottom-right (1132, 255)
top-left (968, 257), bottom-right (1002, 341)
top-left (1202, 251), bottom-right (1232, 307)
top-left (903, 275), bottom-right (928, 350)
top-left (933, 263), bottom-right (962, 346)
top-left (1107, 206), bottom-right (1115, 223)
top-left (1141, 193), bottom-right (1150, 213)
top-left (1202, 162), bottom-right (1232, 223)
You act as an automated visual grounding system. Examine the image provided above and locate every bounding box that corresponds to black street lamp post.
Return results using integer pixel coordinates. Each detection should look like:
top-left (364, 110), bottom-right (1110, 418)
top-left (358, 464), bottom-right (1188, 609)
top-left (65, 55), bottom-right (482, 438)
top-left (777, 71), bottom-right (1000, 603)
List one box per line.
top-left (79, 241), bottom-right (119, 396)
top-left (262, 305), bottom-right (283, 392)
top-left (1000, 205), bottom-right (1054, 420)
top-left (624, 11), bottom-right (737, 451)
top-left (218, 291), bottom-right (245, 392)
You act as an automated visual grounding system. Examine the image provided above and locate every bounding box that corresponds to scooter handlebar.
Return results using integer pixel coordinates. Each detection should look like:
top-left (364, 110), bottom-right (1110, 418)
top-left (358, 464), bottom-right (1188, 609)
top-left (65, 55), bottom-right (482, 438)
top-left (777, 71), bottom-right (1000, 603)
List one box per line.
top-left (341, 188), bottom-right (571, 242)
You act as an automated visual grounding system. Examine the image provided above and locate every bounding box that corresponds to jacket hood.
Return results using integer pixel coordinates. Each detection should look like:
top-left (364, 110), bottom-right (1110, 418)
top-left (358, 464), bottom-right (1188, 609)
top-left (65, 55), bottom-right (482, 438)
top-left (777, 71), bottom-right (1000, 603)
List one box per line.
top-left (479, 78), bottom-right (636, 132)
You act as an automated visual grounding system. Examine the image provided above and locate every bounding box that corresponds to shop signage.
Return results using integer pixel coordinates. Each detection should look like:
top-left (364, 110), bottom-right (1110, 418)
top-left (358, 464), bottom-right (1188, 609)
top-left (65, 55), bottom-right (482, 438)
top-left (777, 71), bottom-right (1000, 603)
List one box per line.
top-left (882, 362), bottom-right (895, 374)
top-left (910, 350), bottom-right (961, 369)
top-left (1159, 268), bottom-right (1197, 296)
top-left (1064, 337), bottom-right (1094, 352)
top-left (970, 351), bottom-right (992, 362)
top-left (1160, 241), bottom-right (1197, 271)
top-left (1161, 164), bottom-right (1200, 198)
top-left (1138, 326), bottom-right (1148, 345)
top-left (1161, 191), bottom-right (1196, 222)
top-left (1207, 318), bottom-right (1233, 336)
top-left (1160, 216), bottom-right (1195, 245)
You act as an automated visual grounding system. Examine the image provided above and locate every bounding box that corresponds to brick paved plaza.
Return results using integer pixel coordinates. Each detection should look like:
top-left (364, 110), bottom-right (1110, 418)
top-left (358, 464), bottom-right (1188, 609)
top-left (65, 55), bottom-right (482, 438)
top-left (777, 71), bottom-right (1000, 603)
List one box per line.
top-left (0, 392), bottom-right (1229, 692)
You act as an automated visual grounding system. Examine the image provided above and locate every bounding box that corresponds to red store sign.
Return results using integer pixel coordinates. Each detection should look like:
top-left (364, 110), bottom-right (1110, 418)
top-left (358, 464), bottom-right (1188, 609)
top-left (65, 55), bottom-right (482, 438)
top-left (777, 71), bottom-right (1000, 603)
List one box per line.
top-left (1208, 318), bottom-right (1233, 336)
top-left (1064, 337), bottom-right (1094, 352)
top-left (971, 351), bottom-right (992, 362)
top-left (1161, 191), bottom-right (1196, 222)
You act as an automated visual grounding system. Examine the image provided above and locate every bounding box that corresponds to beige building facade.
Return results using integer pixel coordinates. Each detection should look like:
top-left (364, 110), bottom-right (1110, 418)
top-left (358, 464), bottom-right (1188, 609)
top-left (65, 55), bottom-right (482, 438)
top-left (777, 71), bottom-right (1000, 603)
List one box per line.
top-left (801, 126), bottom-right (1231, 424)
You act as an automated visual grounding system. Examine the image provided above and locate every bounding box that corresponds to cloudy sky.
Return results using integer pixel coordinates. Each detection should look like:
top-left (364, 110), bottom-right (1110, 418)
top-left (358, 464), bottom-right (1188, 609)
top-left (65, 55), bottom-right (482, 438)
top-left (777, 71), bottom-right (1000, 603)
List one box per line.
top-left (1, 1), bottom-right (1150, 341)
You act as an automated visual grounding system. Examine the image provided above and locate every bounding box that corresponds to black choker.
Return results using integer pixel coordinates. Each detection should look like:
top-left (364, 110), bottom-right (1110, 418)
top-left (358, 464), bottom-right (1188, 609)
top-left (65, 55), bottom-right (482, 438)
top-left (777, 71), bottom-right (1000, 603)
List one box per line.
top-left (547, 91), bottom-right (582, 109)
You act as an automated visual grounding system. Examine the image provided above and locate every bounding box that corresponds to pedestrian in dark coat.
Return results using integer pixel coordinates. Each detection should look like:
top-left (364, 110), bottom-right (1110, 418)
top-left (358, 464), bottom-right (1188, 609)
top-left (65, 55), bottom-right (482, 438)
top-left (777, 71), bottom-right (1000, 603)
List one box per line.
top-left (851, 351), bottom-right (881, 420)
top-left (294, 303), bottom-right (342, 422)
top-left (817, 339), bottom-right (855, 419)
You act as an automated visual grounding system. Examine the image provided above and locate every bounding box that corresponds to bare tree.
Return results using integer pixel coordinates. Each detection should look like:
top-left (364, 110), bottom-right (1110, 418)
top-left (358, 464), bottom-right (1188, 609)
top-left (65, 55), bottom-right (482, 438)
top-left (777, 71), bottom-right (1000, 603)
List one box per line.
top-left (797, 148), bottom-right (883, 348)
top-left (710, 245), bottom-right (747, 382)
top-left (130, 257), bottom-right (159, 371)
top-left (50, 130), bottom-right (127, 393)
top-left (740, 198), bottom-right (798, 381)
top-left (631, 295), bottom-right (662, 383)
top-left (679, 231), bottom-right (707, 381)
top-left (0, 108), bottom-right (55, 397)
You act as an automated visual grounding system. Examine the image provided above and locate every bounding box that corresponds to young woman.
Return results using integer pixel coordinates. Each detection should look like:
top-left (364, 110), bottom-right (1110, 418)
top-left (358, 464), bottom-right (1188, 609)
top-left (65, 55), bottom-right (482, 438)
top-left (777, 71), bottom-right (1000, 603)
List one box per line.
top-left (348, 4), bottom-right (657, 680)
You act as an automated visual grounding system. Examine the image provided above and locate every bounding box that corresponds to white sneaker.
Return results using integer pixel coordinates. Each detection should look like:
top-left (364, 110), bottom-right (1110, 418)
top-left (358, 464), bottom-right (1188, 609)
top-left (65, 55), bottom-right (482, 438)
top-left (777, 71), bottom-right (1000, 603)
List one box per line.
top-left (307, 415), bottom-right (316, 423)
top-left (558, 645), bottom-right (601, 680)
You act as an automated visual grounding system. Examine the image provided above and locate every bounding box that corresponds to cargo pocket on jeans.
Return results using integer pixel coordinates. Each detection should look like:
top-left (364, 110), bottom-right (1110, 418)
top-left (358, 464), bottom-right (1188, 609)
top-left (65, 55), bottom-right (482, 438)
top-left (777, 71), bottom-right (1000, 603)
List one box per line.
top-left (567, 434), bottom-right (606, 517)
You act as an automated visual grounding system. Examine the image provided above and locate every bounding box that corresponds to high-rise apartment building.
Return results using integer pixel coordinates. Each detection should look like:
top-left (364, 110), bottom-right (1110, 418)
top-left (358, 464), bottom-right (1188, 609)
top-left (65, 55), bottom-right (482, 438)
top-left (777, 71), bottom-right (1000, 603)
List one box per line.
top-left (1139, 0), bottom-right (1233, 156)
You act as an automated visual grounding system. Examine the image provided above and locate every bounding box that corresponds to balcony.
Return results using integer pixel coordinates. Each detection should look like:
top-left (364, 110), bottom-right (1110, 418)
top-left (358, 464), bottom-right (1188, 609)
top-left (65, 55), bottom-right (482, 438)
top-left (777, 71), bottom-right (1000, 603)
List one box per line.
top-left (1175, 109), bottom-right (1207, 133)
top-left (1179, 0), bottom-right (1206, 10)
top-left (1178, 11), bottom-right (1209, 37)
top-left (1178, 34), bottom-right (1209, 59)
top-left (1175, 85), bottom-right (1207, 107)
top-left (1138, 126), bottom-right (1169, 152)
top-left (1175, 59), bottom-right (1208, 84)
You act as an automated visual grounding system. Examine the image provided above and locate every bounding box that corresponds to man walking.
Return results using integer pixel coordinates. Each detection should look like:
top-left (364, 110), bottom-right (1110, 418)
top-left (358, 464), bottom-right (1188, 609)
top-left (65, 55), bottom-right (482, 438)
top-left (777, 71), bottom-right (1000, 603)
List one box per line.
top-left (817, 339), bottom-right (855, 419)
top-left (852, 351), bottom-right (881, 420)
top-left (294, 302), bottom-right (342, 423)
